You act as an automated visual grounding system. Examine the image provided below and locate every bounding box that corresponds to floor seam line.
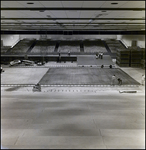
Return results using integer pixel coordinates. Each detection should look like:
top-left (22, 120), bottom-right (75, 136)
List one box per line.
top-left (14, 136), bottom-right (20, 146)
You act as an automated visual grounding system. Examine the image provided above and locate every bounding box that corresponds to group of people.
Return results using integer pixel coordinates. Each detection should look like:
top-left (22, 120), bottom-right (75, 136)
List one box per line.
top-left (96, 52), bottom-right (103, 59)
top-left (111, 75), bottom-right (122, 86)
top-left (32, 83), bottom-right (41, 92)
top-left (100, 64), bottom-right (113, 68)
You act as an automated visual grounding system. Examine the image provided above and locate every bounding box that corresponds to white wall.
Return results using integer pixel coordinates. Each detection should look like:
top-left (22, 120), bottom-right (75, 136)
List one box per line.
top-left (1, 35), bottom-right (20, 47)
top-left (19, 35), bottom-right (40, 40)
top-left (117, 35), bottom-right (145, 48)
top-left (19, 34), bottom-right (117, 41)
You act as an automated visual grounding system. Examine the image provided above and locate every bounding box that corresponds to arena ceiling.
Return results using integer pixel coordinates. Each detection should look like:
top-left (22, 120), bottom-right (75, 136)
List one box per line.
top-left (1, 0), bottom-right (145, 34)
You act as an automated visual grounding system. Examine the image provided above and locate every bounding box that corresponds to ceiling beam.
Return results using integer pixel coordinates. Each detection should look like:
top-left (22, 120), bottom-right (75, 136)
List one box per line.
top-left (1, 30), bottom-right (145, 35)
top-left (1, 7), bottom-right (145, 11)
top-left (1, 18), bottom-right (145, 20)
top-left (1, 23), bottom-right (145, 26)
top-left (1, 23), bottom-right (145, 25)
top-left (1, 0), bottom-right (144, 1)
top-left (1, 23), bottom-right (145, 27)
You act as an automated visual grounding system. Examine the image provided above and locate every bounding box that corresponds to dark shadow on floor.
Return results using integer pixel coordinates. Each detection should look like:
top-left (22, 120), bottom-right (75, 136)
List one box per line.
top-left (5, 86), bottom-right (22, 91)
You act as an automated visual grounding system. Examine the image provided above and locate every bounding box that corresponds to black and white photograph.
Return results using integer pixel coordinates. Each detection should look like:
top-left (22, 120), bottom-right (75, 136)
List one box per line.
top-left (1, 0), bottom-right (145, 149)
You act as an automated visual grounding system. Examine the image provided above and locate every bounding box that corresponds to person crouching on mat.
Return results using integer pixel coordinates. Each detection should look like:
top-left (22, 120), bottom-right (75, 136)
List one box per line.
top-left (117, 78), bottom-right (122, 86)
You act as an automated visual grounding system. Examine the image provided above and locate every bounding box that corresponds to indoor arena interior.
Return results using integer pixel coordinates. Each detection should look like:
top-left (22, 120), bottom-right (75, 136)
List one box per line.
top-left (1, 0), bottom-right (145, 149)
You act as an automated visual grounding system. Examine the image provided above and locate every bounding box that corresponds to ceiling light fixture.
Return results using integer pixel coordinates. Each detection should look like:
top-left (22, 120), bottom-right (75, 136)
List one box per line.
top-left (111, 3), bottom-right (118, 5)
top-left (27, 2), bottom-right (34, 4)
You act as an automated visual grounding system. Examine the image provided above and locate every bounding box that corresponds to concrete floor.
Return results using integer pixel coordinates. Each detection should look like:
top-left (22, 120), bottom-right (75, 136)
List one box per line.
top-left (77, 55), bottom-right (113, 66)
top-left (1, 65), bottom-right (145, 149)
top-left (1, 68), bottom-right (48, 85)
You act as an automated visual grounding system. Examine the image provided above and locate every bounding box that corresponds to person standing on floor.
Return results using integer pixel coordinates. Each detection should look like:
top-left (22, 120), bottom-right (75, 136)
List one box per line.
top-left (1, 66), bottom-right (4, 74)
top-left (58, 51), bottom-right (61, 57)
top-left (37, 83), bottom-right (41, 91)
top-left (98, 52), bottom-right (103, 59)
top-left (59, 54), bottom-right (61, 63)
top-left (96, 52), bottom-right (99, 59)
top-left (111, 75), bottom-right (116, 86)
top-left (99, 52), bottom-right (101, 59)
top-left (100, 52), bottom-right (103, 59)
top-left (141, 74), bottom-right (145, 86)
top-left (101, 64), bottom-right (104, 68)
top-left (68, 50), bottom-right (70, 56)
top-left (109, 65), bottom-right (112, 69)
top-left (58, 50), bottom-right (61, 63)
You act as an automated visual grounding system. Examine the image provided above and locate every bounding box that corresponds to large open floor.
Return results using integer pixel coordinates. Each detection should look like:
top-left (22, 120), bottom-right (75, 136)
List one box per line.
top-left (1, 0), bottom-right (145, 149)
top-left (1, 64), bottom-right (145, 149)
